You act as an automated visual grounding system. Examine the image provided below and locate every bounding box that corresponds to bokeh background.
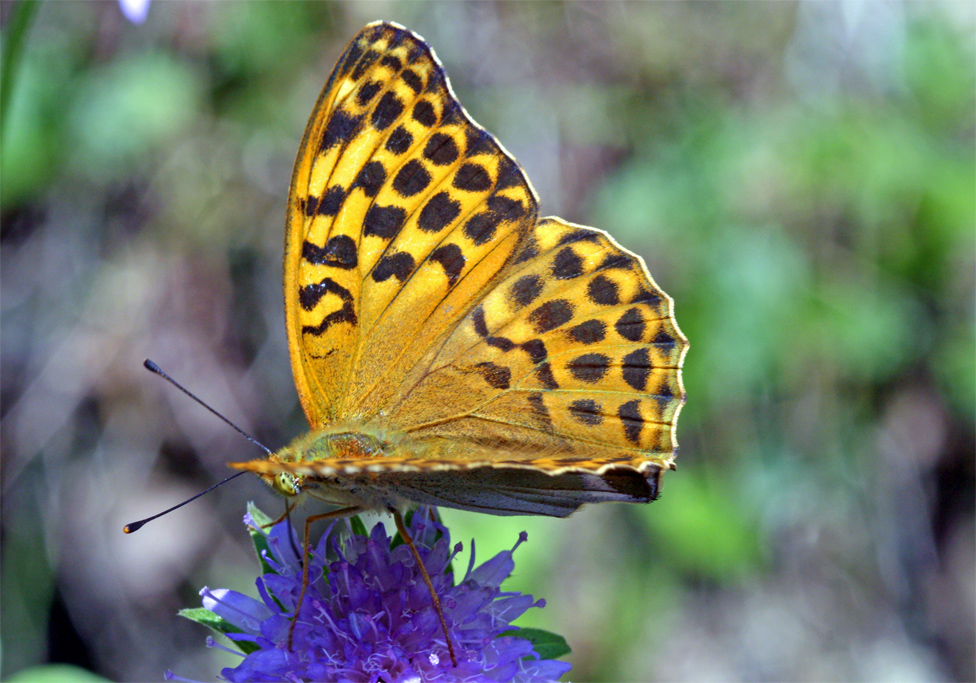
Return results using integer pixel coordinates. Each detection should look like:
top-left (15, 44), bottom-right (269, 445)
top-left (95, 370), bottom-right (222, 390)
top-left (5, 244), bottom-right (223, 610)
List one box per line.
top-left (2, 2), bottom-right (973, 681)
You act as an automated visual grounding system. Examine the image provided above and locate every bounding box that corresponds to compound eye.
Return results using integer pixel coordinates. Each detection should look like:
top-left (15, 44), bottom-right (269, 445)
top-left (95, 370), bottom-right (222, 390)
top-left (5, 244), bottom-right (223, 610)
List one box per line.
top-left (273, 472), bottom-right (300, 497)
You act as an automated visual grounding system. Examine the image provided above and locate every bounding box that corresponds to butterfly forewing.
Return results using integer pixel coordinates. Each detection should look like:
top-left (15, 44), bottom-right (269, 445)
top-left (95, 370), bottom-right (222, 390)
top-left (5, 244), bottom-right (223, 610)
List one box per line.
top-left (285, 23), bottom-right (539, 427)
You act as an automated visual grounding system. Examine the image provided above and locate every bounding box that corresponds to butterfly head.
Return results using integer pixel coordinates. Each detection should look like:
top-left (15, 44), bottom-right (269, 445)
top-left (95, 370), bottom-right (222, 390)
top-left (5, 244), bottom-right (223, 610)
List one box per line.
top-left (271, 471), bottom-right (305, 497)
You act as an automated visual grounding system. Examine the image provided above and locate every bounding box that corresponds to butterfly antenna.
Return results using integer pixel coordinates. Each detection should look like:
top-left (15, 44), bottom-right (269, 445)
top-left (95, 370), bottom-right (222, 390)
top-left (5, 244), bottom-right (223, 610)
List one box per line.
top-left (142, 359), bottom-right (272, 455)
top-left (123, 471), bottom-right (248, 533)
top-left (123, 359), bottom-right (274, 534)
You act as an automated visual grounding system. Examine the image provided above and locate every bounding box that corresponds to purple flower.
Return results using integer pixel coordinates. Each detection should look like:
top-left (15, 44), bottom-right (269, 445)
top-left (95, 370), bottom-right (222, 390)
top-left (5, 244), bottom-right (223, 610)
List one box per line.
top-left (118, 0), bottom-right (150, 24)
top-left (179, 506), bottom-right (571, 682)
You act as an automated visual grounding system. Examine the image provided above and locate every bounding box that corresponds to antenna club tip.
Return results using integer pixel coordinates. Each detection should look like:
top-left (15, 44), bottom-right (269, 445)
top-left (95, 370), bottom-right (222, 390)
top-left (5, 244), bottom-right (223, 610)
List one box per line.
top-left (123, 521), bottom-right (143, 533)
top-left (144, 359), bottom-right (161, 373)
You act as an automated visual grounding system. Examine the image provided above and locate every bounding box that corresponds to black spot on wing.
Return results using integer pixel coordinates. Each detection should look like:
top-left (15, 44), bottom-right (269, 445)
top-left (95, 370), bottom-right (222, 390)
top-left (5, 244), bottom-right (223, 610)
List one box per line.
top-left (379, 54), bottom-right (402, 71)
top-left (372, 252), bottom-right (415, 283)
top-left (304, 185), bottom-right (346, 217)
top-left (371, 91), bottom-right (404, 130)
top-left (342, 35), bottom-right (366, 73)
top-left (319, 185), bottom-right (346, 216)
top-left (300, 278), bottom-right (351, 311)
top-left (631, 286), bottom-right (662, 308)
top-left (424, 133), bottom-right (459, 166)
top-left (460, 194), bottom-right (531, 247)
top-left (475, 362), bottom-right (511, 390)
top-left (408, 45), bottom-right (426, 65)
top-left (430, 244), bottom-right (465, 287)
top-left (465, 130), bottom-right (495, 157)
top-left (568, 319), bottom-right (606, 344)
top-left (471, 305), bottom-right (489, 337)
top-left (551, 247), bottom-right (584, 280)
top-left (494, 156), bottom-right (522, 190)
top-left (441, 101), bottom-right (463, 127)
top-left (351, 49), bottom-right (380, 81)
top-left (363, 205), bottom-right (407, 240)
top-left (320, 110), bottom-right (362, 151)
top-left (527, 393), bottom-right (552, 428)
top-left (299, 279), bottom-right (357, 336)
top-left (468, 303), bottom-right (514, 350)
top-left (386, 126), bottom-right (413, 154)
top-left (599, 253), bottom-right (632, 271)
top-left (418, 192), bottom-right (461, 232)
top-left (529, 299), bottom-right (574, 333)
top-left (486, 195), bottom-right (527, 220)
top-left (453, 163), bottom-right (492, 192)
top-left (618, 400), bottom-right (643, 445)
top-left (352, 161), bottom-right (386, 197)
top-left (463, 211), bottom-right (503, 246)
top-left (653, 377), bottom-right (675, 412)
top-left (567, 353), bottom-right (611, 383)
top-left (513, 237), bottom-right (539, 265)
top-left (652, 329), bottom-right (677, 350)
top-left (520, 339), bottom-right (548, 365)
top-left (486, 335), bottom-right (515, 352)
top-left (392, 159), bottom-right (431, 197)
top-left (401, 69), bottom-right (423, 93)
top-left (615, 308), bottom-right (646, 342)
top-left (357, 80), bottom-right (382, 107)
top-left (535, 362), bottom-right (559, 389)
top-left (622, 348), bottom-right (651, 391)
top-left (557, 229), bottom-right (600, 246)
top-left (413, 100), bottom-right (437, 127)
top-left (509, 274), bottom-right (543, 309)
top-left (302, 235), bottom-right (357, 269)
top-left (588, 275), bottom-right (620, 305)
top-left (569, 399), bottom-right (603, 425)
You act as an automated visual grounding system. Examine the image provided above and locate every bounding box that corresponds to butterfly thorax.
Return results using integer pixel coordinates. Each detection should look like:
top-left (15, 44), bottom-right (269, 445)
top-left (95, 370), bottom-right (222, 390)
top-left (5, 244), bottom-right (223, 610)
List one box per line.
top-left (263, 424), bottom-right (420, 511)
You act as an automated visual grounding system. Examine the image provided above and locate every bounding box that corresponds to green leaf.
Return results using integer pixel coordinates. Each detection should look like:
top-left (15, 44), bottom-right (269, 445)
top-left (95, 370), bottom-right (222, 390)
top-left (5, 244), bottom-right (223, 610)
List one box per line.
top-left (178, 608), bottom-right (260, 655)
top-left (178, 607), bottom-right (233, 632)
top-left (5, 664), bottom-right (112, 683)
top-left (501, 627), bottom-right (572, 660)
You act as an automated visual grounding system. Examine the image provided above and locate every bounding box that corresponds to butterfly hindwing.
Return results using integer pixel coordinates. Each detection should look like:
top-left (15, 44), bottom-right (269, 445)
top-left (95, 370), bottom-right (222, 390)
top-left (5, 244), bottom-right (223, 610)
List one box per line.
top-left (387, 217), bottom-right (686, 469)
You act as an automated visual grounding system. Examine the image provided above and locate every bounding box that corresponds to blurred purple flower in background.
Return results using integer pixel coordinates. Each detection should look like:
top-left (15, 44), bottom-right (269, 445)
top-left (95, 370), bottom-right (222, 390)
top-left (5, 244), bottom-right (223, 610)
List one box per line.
top-left (118, 0), bottom-right (150, 24)
top-left (175, 506), bottom-right (571, 682)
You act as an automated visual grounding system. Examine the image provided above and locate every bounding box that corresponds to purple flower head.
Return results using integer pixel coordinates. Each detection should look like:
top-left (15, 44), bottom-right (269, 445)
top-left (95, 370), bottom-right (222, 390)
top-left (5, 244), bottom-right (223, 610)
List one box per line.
top-left (179, 505), bottom-right (571, 682)
top-left (118, 0), bottom-right (150, 24)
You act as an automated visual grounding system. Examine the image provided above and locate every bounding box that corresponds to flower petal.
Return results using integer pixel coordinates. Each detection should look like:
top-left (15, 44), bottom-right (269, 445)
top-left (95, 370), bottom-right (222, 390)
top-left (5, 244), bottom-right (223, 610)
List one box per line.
top-left (199, 587), bottom-right (272, 633)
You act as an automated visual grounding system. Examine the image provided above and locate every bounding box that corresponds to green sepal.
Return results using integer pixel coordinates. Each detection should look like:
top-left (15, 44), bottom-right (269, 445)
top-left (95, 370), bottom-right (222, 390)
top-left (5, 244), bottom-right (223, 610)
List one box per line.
top-left (178, 608), bottom-right (260, 655)
top-left (245, 502), bottom-right (278, 576)
top-left (501, 627), bottom-right (572, 660)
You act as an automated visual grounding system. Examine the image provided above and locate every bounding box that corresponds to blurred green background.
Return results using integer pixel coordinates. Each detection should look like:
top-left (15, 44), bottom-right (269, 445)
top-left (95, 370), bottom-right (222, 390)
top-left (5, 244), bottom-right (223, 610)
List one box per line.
top-left (1, 2), bottom-right (973, 681)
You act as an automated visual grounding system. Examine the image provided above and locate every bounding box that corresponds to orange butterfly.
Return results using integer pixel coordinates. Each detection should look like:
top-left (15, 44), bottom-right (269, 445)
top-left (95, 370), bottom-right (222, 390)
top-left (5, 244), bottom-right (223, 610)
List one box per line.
top-left (228, 21), bottom-right (688, 658)
top-left (233, 20), bottom-right (687, 523)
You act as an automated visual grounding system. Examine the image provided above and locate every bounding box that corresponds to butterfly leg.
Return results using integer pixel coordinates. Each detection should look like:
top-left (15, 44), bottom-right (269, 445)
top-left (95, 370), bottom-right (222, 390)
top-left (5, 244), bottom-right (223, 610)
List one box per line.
top-left (258, 502), bottom-right (296, 529)
top-left (288, 505), bottom-right (364, 651)
top-left (392, 509), bottom-right (458, 667)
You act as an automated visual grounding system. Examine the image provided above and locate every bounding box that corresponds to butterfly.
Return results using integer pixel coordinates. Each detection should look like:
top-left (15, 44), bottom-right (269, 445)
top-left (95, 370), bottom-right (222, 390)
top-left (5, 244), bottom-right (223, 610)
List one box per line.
top-left (227, 21), bottom-right (688, 657)
top-left (230, 20), bottom-right (687, 520)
